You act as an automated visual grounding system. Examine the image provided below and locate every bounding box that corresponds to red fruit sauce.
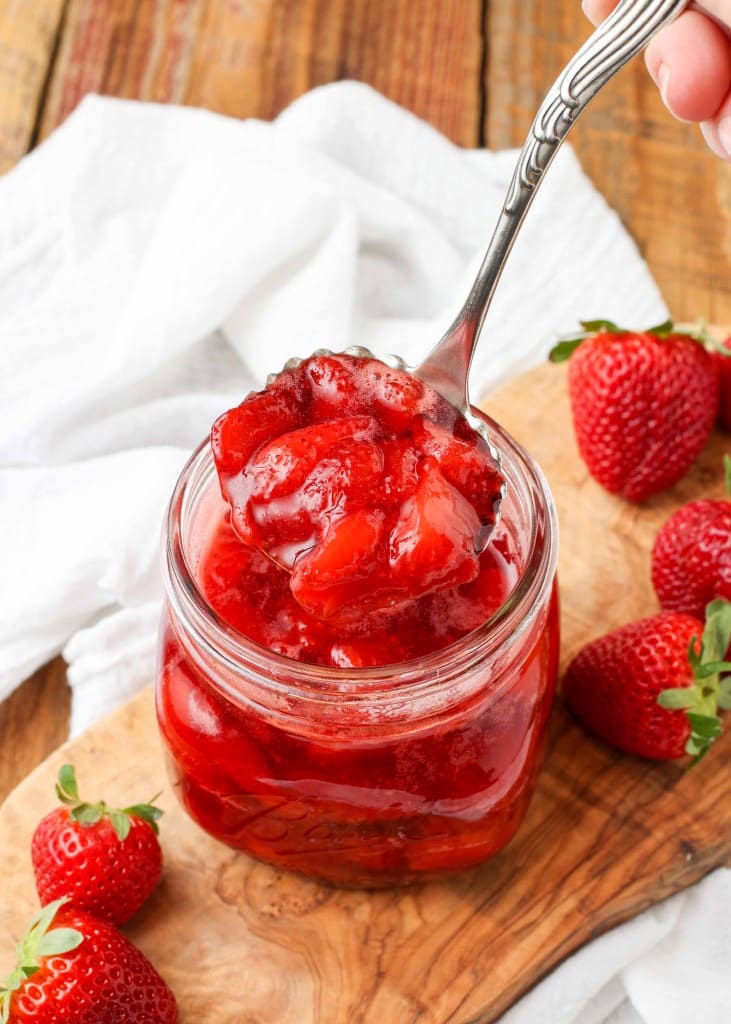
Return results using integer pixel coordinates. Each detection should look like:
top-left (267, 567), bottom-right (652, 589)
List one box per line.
top-left (156, 353), bottom-right (559, 887)
top-left (209, 354), bottom-right (504, 621)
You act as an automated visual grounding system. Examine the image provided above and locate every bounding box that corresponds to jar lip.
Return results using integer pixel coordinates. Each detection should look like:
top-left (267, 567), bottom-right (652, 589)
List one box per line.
top-left (162, 410), bottom-right (558, 699)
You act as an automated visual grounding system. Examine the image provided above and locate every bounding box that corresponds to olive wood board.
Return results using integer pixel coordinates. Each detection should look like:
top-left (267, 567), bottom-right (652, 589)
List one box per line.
top-left (2, 362), bottom-right (730, 1024)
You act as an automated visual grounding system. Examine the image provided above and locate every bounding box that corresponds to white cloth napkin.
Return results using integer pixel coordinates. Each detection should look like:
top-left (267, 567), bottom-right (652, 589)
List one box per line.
top-left (1, 80), bottom-right (725, 1022)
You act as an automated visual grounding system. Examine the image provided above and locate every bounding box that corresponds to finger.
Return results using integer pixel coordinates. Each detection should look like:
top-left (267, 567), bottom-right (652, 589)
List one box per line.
top-left (644, 10), bottom-right (731, 122)
top-left (581, 0), bottom-right (617, 26)
top-left (693, 1), bottom-right (731, 37)
top-left (582, 0), bottom-right (731, 30)
top-left (701, 90), bottom-right (731, 158)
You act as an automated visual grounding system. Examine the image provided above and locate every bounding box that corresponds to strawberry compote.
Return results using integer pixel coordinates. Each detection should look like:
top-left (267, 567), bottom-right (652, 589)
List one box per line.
top-left (210, 353), bottom-right (504, 623)
top-left (156, 353), bottom-right (560, 887)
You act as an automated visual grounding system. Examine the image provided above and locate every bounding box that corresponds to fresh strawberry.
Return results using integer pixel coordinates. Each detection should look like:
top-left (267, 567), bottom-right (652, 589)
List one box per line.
top-left (551, 319), bottom-right (719, 502)
top-left (31, 765), bottom-right (163, 927)
top-left (0, 898), bottom-right (177, 1023)
top-left (563, 600), bottom-right (731, 762)
top-left (712, 335), bottom-right (731, 432)
top-left (651, 455), bottom-right (731, 619)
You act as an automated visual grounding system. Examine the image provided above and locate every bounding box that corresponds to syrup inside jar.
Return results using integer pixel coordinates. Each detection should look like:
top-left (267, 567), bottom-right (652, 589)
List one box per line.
top-left (157, 351), bottom-right (560, 886)
top-left (210, 352), bottom-right (505, 626)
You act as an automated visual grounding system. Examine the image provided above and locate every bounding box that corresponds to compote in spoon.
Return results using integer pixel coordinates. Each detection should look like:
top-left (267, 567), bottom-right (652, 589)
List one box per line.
top-left (212, 0), bottom-right (687, 623)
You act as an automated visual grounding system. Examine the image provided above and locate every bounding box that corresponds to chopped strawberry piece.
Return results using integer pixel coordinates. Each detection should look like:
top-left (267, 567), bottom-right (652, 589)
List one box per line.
top-left (413, 417), bottom-right (503, 522)
top-left (211, 387), bottom-right (301, 477)
top-left (306, 354), bottom-right (360, 419)
top-left (379, 438), bottom-right (420, 505)
top-left (248, 416), bottom-right (376, 502)
top-left (300, 438), bottom-right (385, 518)
top-left (367, 360), bottom-right (427, 433)
top-left (389, 457), bottom-right (481, 596)
top-left (291, 509), bottom-right (388, 619)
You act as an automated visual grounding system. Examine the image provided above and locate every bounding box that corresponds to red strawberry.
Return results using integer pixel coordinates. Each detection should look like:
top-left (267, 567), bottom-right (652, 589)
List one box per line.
top-left (551, 319), bottom-right (719, 502)
top-left (652, 455), bottom-right (731, 618)
top-left (0, 898), bottom-right (177, 1023)
top-left (31, 765), bottom-right (163, 927)
top-left (563, 600), bottom-right (731, 761)
top-left (712, 335), bottom-right (731, 432)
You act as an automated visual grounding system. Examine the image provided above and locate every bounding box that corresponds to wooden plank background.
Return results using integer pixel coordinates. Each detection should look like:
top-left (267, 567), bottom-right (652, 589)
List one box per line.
top-left (1, 0), bottom-right (730, 800)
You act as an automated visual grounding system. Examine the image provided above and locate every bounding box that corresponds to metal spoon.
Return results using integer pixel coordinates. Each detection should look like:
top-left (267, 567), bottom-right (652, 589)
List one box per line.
top-left (270, 0), bottom-right (687, 552)
top-left (416, 0), bottom-right (687, 434)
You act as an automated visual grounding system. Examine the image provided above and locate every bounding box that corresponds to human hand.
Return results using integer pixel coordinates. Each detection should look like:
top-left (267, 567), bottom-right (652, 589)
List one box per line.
top-left (583, 0), bottom-right (731, 159)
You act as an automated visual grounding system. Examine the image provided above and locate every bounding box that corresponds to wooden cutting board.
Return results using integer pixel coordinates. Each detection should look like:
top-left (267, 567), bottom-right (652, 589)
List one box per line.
top-left (2, 362), bottom-right (730, 1023)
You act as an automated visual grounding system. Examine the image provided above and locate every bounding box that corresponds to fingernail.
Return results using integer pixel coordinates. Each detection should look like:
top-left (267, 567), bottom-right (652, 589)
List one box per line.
top-left (581, 0), bottom-right (598, 24)
top-left (701, 121), bottom-right (728, 161)
top-left (657, 63), bottom-right (671, 111)
top-left (717, 117), bottom-right (731, 160)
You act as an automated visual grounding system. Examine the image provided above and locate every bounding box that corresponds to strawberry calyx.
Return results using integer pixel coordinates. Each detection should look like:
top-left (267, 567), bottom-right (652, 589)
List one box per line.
top-left (657, 599), bottom-right (731, 764)
top-left (547, 318), bottom-right (718, 363)
top-left (0, 898), bottom-right (82, 1023)
top-left (55, 764), bottom-right (163, 841)
top-left (725, 453), bottom-right (731, 497)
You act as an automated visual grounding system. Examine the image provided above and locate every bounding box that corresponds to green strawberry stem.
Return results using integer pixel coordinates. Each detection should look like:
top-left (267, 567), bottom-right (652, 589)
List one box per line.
top-left (55, 764), bottom-right (163, 840)
top-left (548, 318), bottom-right (723, 363)
top-left (658, 598), bottom-right (731, 764)
top-left (0, 899), bottom-right (82, 1024)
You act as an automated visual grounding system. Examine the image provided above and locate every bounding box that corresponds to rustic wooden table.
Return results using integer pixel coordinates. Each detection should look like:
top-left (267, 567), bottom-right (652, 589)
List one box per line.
top-left (2, 0), bottom-right (730, 803)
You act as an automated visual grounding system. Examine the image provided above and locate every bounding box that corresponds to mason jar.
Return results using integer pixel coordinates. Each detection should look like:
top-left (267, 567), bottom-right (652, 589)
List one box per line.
top-left (155, 409), bottom-right (559, 888)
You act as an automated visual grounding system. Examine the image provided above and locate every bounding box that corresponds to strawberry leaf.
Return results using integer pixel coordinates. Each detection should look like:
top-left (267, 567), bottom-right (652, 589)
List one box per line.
top-left (108, 810), bottom-right (132, 841)
top-left (695, 323), bottom-right (731, 354)
top-left (0, 987), bottom-right (12, 1024)
top-left (55, 764), bottom-right (79, 805)
top-left (657, 686), bottom-right (698, 710)
top-left (695, 659), bottom-right (731, 678)
top-left (686, 712), bottom-right (722, 739)
top-left (124, 802), bottom-right (164, 835)
top-left (645, 319), bottom-right (674, 337)
top-left (548, 338), bottom-right (585, 363)
top-left (36, 929), bottom-right (83, 957)
top-left (579, 319), bottom-right (622, 333)
top-left (703, 599), bottom-right (731, 665)
top-left (725, 454), bottom-right (731, 498)
top-left (71, 803), bottom-right (104, 826)
top-left (686, 734), bottom-right (712, 764)
top-left (52, 766), bottom-right (164, 839)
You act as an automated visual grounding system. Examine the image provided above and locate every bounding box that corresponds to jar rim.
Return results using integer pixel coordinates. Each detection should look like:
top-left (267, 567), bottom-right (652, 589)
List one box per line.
top-left (161, 406), bottom-right (558, 708)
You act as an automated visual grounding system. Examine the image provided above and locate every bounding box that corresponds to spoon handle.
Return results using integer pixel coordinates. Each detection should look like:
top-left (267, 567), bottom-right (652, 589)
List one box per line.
top-left (417, 0), bottom-right (688, 411)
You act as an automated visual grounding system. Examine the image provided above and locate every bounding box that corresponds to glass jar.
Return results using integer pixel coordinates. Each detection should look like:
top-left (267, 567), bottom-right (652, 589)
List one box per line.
top-left (155, 411), bottom-right (560, 888)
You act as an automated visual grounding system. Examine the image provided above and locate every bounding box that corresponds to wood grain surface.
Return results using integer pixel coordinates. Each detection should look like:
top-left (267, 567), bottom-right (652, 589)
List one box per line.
top-left (2, 1), bottom-right (731, 831)
top-left (1, 363), bottom-right (730, 1024)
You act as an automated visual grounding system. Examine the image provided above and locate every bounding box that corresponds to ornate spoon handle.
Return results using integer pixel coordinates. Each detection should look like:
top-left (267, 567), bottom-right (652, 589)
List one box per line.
top-left (417, 0), bottom-right (688, 411)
